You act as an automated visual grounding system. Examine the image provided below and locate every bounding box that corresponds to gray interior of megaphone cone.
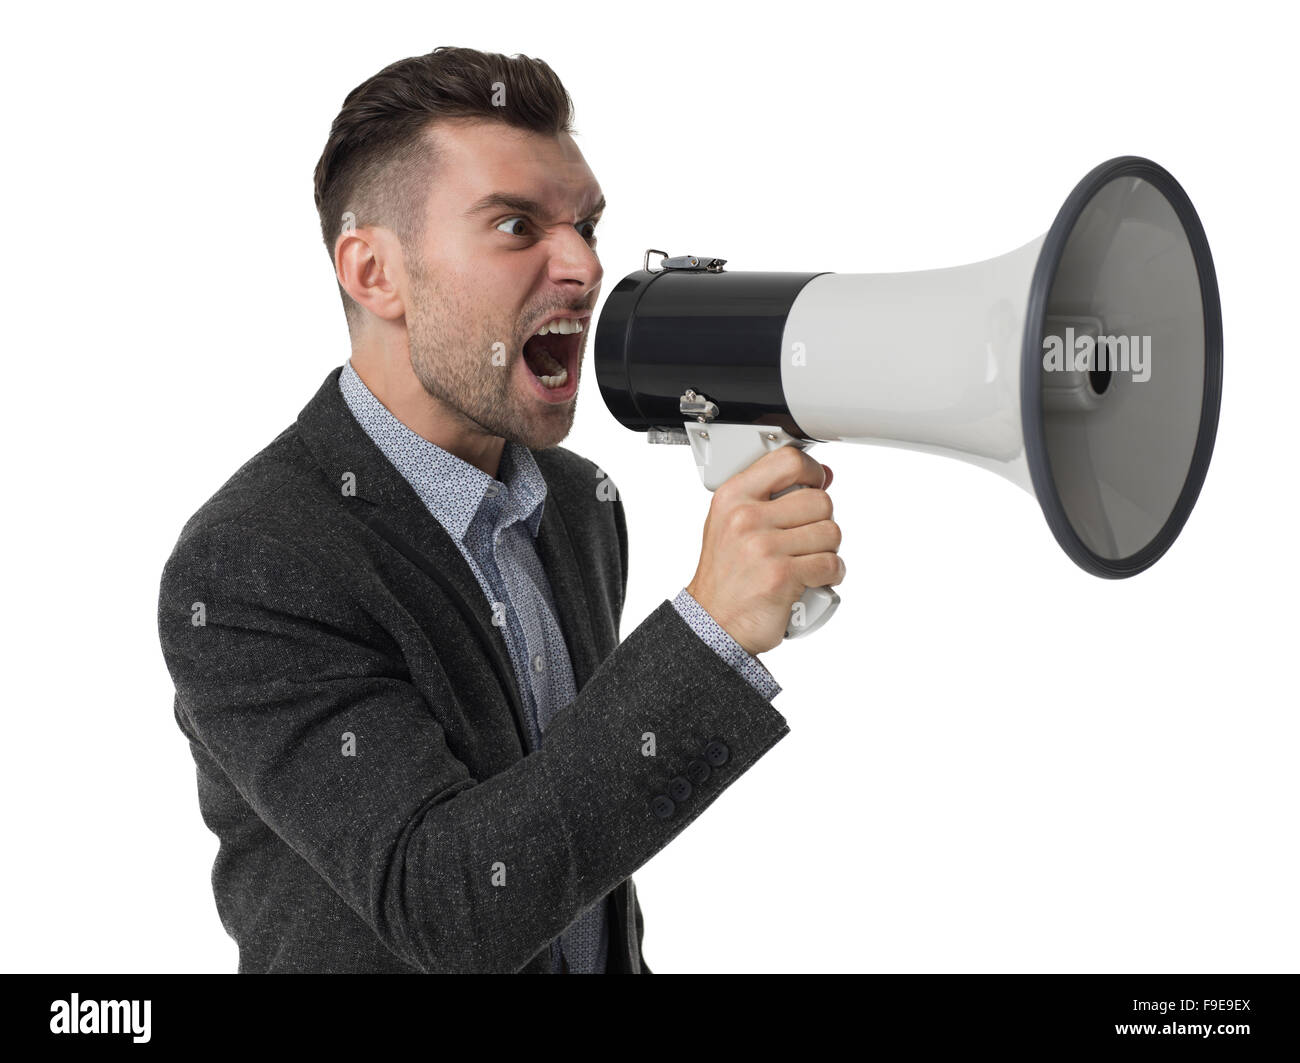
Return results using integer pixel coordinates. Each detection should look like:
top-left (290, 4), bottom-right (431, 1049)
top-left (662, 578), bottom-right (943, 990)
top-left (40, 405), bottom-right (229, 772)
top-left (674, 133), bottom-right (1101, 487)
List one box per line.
top-left (1035, 175), bottom-right (1207, 563)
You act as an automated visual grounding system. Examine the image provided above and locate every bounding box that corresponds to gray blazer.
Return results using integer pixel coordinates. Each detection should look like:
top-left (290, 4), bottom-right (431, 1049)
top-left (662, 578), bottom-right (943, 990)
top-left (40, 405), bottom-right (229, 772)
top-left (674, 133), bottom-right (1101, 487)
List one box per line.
top-left (157, 366), bottom-right (791, 973)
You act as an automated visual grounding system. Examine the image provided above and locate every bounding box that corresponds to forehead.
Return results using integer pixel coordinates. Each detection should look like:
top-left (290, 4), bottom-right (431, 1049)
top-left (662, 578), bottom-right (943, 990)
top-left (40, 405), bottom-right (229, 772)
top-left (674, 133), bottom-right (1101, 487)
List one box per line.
top-left (425, 118), bottom-right (601, 215)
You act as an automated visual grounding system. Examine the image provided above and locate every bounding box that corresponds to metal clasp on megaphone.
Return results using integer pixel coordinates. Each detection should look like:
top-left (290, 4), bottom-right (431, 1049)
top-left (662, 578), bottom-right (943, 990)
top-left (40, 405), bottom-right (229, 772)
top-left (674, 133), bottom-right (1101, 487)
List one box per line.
top-left (651, 385), bottom-right (841, 641)
top-left (643, 249), bottom-right (728, 273)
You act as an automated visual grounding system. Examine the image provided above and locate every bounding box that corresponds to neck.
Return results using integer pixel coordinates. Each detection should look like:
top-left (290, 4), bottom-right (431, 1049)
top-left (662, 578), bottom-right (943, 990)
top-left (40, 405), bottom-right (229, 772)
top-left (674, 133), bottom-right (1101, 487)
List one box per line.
top-left (348, 355), bottom-right (505, 479)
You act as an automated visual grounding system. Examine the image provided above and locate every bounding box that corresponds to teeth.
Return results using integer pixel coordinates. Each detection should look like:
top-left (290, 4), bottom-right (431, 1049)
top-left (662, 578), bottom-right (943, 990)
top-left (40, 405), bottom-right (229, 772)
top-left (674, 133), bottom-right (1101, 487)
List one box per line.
top-left (535, 318), bottom-right (584, 337)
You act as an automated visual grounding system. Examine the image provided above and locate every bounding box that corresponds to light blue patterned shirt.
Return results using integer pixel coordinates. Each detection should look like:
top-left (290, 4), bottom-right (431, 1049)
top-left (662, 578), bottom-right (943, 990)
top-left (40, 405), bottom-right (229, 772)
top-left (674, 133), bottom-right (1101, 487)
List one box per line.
top-left (338, 361), bottom-right (780, 972)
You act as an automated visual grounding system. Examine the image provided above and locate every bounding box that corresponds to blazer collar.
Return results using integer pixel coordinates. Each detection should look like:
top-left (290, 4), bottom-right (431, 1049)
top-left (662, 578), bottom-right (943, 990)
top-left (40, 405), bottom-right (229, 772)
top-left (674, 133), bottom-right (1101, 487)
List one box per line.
top-left (295, 366), bottom-right (601, 703)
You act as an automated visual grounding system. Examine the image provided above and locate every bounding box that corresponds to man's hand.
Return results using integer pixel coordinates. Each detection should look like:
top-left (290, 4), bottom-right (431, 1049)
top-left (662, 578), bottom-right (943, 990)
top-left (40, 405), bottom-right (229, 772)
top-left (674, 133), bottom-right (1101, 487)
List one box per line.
top-left (686, 446), bottom-right (845, 656)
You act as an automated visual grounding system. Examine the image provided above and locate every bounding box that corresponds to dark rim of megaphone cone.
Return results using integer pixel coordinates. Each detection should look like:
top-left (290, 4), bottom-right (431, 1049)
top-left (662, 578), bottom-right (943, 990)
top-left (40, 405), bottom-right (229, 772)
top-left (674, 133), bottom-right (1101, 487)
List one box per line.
top-left (1020, 155), bottom-right (1223, 578)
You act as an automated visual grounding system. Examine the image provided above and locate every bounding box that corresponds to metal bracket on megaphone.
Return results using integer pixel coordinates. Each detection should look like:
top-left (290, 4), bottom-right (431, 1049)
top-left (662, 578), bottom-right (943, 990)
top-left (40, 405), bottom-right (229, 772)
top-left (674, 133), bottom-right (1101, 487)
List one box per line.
top-left (649, 385), bottom-right (841, 641)
top-left (643, 249), bottom-right (728, 274)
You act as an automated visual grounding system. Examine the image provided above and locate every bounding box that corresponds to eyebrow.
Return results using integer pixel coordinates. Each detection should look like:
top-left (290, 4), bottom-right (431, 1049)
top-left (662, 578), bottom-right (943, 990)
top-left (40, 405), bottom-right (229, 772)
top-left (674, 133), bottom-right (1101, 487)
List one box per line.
top-left (464, 192), bottom-right (605, 223)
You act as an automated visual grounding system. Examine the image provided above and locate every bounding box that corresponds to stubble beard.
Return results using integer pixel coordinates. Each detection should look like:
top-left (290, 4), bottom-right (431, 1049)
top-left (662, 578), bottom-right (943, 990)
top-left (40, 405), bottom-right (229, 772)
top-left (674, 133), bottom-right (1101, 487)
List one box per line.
top-left (407, 262), bottom-right (576, 451)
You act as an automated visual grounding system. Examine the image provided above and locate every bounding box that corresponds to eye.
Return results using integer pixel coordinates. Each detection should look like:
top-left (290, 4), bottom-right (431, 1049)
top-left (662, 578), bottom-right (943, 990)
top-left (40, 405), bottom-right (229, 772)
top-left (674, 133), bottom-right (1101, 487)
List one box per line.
top-left (496, 216), bottom-right (530, 237)
top-left (495, 215), bottom-right (599, 244)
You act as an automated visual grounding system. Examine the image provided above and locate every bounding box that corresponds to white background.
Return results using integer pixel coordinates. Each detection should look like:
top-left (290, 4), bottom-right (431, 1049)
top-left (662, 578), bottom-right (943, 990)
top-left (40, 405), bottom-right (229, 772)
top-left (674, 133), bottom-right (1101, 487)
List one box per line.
top-left (2, 1), bottom-right (1295, 973)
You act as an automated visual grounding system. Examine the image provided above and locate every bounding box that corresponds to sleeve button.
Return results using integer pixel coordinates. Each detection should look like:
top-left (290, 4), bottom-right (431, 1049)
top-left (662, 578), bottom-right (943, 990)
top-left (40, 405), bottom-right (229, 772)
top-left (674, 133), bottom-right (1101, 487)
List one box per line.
top-left (668, 775), bottom-right (692, 802)
top-left (651, 794), bottom-right (676, 820)
top-left (704, 740), bottom-right (730, 767)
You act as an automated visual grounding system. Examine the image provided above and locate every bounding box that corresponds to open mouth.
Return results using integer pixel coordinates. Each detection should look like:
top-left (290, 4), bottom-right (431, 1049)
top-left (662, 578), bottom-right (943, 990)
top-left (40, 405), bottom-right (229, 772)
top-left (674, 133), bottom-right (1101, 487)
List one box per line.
top-left (522, 329), bottom-right (580, 390)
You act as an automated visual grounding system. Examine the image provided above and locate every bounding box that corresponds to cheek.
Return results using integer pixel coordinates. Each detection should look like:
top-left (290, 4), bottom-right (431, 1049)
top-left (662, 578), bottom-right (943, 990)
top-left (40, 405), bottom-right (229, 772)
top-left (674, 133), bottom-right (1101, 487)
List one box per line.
top-left (473, 255), bottom-right (544, 312)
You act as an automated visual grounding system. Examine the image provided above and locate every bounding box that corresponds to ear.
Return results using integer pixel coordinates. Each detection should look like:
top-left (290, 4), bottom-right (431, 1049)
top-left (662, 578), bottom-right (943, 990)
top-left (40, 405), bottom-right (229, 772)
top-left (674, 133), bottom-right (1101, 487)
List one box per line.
top-left (335, 223), bottom-right (406, 323)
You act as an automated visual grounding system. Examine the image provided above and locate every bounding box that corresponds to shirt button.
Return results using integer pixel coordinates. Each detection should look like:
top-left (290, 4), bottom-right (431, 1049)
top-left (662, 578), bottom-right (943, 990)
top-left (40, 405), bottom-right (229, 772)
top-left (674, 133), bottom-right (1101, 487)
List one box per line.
top-left (532, 653), bottom-right (545, 673)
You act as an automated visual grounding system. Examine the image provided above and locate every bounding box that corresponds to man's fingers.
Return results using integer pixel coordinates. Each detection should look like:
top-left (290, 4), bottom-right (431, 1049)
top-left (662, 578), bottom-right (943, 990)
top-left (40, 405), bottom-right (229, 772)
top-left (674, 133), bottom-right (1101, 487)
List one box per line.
top-left (734, 445), bottom-right (828, 501)
top-left (792, 551), bottom-right (846, 590)
top-left (768, 484), bottom-right (834, 530)
top-left (779, 518), bottom-right (842, 559)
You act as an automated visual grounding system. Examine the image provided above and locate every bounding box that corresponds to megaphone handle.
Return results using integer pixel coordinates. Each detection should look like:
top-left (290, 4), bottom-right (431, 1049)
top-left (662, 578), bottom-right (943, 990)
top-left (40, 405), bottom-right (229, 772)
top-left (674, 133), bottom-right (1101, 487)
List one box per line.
top-left (771, 482), bottom-right (842, 639)
top-left (681, 421), bottom-right (841, 640)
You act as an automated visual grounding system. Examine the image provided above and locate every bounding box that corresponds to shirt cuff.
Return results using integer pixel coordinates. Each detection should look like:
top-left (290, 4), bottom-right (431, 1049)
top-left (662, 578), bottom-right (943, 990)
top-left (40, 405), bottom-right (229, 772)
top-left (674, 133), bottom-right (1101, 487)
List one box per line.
top-left (671, 587), bottom-right (781, 701)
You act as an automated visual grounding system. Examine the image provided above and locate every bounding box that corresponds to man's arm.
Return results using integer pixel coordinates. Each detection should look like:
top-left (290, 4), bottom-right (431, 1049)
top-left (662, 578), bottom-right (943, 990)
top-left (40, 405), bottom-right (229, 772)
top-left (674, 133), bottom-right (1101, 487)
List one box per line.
top-left (158, 519), bottom-right (789, 974)
top-left (608, 486), bottom-right (779, 700)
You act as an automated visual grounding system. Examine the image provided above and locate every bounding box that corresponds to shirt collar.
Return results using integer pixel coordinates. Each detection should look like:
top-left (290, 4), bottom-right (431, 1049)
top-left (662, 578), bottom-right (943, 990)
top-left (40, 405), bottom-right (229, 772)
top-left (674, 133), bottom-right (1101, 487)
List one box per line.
top-left (339, 360), bottom-right (546, 543)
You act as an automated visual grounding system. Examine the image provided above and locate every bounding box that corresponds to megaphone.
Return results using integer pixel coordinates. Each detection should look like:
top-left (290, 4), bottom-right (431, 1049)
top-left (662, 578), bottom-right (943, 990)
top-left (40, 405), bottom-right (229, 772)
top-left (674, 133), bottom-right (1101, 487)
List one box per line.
top-left (594, 156), bottom-right (1222, 640)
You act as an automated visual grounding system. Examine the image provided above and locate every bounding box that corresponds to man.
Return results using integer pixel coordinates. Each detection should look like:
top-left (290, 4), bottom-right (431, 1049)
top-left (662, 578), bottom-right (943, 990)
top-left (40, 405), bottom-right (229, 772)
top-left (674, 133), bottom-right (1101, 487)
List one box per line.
top-left (157, 46), bottom-right (844, 974)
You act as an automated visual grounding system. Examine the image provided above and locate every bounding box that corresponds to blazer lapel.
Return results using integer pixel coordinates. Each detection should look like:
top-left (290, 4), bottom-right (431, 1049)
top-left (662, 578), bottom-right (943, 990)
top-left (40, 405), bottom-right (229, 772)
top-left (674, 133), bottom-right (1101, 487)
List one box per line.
top-left (294, 367), bottom-right (529, 747)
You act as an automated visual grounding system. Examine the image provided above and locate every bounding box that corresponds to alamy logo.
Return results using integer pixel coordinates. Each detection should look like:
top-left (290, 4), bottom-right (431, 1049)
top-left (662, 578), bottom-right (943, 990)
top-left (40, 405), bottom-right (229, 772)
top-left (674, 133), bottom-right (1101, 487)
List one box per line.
top-left (49, 994), bottom-right (151, 1042)
top-left (1043, 327), bottom-right (1152, 383)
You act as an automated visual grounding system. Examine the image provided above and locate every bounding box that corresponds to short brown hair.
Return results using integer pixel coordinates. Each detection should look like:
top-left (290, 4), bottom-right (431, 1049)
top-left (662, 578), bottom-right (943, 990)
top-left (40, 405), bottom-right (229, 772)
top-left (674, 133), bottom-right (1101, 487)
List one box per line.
top-left (312, 46), bottom-right (575, 329)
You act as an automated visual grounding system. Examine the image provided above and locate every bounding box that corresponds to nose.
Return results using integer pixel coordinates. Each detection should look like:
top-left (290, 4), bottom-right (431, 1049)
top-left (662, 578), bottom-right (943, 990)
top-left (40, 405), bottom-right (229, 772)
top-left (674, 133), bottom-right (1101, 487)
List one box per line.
top-left (547, 224), bottom-right (603, 293)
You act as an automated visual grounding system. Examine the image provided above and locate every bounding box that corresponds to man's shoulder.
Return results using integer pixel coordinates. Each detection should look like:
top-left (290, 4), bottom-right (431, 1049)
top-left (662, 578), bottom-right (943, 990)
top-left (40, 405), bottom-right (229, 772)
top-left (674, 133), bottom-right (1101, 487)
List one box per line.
top-left (530, 443), bottom-right (622, 511)
top-left (165, 420), bottom-right (333, 571)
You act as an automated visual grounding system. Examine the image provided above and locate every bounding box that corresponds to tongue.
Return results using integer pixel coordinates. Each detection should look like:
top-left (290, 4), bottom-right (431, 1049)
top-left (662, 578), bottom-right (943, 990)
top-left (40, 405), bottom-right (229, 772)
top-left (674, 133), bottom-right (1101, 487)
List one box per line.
top-left (523, 337), bottom-right (563, 377)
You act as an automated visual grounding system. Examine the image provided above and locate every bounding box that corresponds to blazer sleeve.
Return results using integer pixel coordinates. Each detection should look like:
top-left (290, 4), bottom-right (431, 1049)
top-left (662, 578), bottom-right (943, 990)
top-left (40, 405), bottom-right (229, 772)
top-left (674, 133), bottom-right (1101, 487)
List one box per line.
top-left (671, 587), bottom-right (782, 700)
top-left (158, 519), bottom-right (790, 974)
